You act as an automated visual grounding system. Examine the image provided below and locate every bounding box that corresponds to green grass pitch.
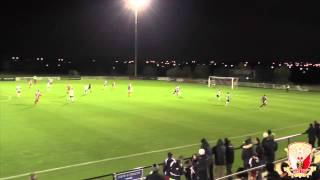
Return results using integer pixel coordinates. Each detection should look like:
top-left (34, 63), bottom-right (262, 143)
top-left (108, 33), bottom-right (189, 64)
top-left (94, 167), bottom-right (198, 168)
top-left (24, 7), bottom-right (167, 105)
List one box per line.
top-left (0, 79), bottom-right (319, 179)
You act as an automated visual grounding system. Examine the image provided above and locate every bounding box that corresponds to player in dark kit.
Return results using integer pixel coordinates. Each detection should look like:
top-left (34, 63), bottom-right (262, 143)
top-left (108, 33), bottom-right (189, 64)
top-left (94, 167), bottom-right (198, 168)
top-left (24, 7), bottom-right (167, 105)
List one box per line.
top-left (260, 95), bottom-right (268, 108)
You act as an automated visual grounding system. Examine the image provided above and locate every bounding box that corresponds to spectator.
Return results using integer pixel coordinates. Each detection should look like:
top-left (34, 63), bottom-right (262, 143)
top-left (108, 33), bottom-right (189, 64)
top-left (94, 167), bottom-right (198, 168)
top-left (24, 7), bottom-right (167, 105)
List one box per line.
top-left (163, 152), bottom-right (175, 180)
top-left (194, 149), bottom-right (209, 180)
top-left (146, 164), bottom-right (165, 180)
top-left (201, 138), bottom-right (214, 180)
top-left (30, 173), bottom-right (37, 180)
top-left (242, 138), bottom-right (254, 169)
top-left (254, 138), bottom-right (264, 180)
top-left (262, 135), bottom-right (278, 164)
top-left (314, 121), bottom-right (320, 147)
top-left (184, 160), bottom-right (196, 180)
top-left (225, 138), bottom-right (234, 180)
top-left (169, 156), bottom-right (184, 180)
top-left (212, 139), bottom-right (226, 178)
top-left (305, 123), bottom-right (316, 147)
top-left (279, 162), bottom-right (292, 180)
top-left (248, 152), bottom-right (260, 180)
top-left (255, 138), bottom-right (264, 162)
top-left (265, 163), bottom-right (281, 180)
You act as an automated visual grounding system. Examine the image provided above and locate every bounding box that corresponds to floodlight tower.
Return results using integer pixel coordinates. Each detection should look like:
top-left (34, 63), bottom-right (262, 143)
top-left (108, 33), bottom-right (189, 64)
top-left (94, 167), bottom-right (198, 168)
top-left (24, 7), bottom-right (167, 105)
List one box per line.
top-left (126, 0), bottom-right (150, 77)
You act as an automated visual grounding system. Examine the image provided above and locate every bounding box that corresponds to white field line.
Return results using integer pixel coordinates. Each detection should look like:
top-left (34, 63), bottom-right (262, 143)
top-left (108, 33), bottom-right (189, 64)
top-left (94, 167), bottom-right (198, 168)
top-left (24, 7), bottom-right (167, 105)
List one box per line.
top-left (0, 122), bottom-right (307, 180)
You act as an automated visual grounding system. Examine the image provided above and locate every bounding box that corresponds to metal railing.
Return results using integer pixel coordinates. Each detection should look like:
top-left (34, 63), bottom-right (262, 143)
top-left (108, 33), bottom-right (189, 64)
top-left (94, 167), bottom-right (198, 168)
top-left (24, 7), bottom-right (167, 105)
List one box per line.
top-left (84, 133), bottom-right (306, 180)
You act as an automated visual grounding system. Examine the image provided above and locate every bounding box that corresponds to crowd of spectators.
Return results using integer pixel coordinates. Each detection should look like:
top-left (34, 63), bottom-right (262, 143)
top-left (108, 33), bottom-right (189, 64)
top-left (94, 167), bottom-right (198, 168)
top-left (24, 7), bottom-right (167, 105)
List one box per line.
top-left (145, 129), bottom-right (283, 180)
top-left (144, 124), bottom-right (320, 180)
top-left (304, 121), bottom-right (320, 148)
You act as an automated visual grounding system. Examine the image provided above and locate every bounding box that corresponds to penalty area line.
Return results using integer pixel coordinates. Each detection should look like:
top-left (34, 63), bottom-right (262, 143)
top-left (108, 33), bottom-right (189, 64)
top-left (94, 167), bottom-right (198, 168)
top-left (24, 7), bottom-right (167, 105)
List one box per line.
top-left (0, 122), bottom-right (307, 180)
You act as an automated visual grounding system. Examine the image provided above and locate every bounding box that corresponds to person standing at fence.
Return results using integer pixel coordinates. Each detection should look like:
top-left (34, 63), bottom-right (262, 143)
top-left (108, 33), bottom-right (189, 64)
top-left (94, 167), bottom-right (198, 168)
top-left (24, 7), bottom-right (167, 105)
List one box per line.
top-left (194, 149), bottom-right (209, 180)
top-left (305, 123), bottom-right (316, 147)
top-left (254, 138), bottom-right (264, 180)
top-left (163, 152), bottom-right (175, 180)
top-left (248, 152), bottom-right (260, 180)
top-left (169, 157), bottom-right (184, 180)
top-left (146, 164), bottom-right (165, 180)
top-left (184, 160), bottom-right (196, 180)
top-left (201, 138), bottom-right (214, 180)
top-left (225, 138), bottom-right (234, 180)
top-left (262, 135), bottom-right (278, 164)
top-left (212, 139), bottom-right (226, 178)
top-left (242, 138), bottom-right (254, 170)
top-left (314, 121), bottom-right (320, 147)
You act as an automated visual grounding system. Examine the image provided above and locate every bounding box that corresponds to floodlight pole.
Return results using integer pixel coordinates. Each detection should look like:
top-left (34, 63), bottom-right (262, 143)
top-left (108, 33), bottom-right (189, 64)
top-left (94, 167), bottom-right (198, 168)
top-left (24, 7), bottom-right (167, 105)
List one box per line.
top-left (134, 8), bottom-right (138, 77)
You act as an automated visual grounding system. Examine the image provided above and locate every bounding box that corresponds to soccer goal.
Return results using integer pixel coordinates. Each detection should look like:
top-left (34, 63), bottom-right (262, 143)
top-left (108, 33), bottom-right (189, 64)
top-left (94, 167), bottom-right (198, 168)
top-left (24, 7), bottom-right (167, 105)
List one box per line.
top-left (208, 76), bottom-right (239, 89)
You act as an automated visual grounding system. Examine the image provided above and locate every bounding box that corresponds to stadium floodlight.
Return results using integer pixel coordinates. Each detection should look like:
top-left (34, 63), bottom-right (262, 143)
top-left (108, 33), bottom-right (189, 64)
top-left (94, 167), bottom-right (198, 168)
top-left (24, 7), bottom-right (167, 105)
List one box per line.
top-left (126, 0), bottom-right (150, 11)
top-left (126, 0), bottom-right (151, 77)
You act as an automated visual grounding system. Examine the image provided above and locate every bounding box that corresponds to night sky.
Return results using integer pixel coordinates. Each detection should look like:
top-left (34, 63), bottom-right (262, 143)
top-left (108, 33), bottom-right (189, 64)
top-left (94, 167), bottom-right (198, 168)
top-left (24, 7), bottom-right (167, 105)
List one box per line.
top-left (1, 0), bottom-right (320, 62)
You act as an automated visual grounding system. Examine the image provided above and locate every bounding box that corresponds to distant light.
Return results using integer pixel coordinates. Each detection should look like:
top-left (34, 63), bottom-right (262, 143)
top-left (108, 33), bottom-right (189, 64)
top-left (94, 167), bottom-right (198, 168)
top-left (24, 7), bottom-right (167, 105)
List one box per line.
top-left (57, 64), bottom-right (61, 67)
top-left (230, 64), bottom-right (234, 67)
top-left (115, 61), bottom-right (119, 63)
top-left (16, 57), bottom-right (19, 60)
top-left (36, 58), bottom-right (40, 61)
top-left (246, 77), bottom-right (250, 80)
top-left (40, 58), bottom-right (44, 61)
top-left (244, 64), bottom-right (247, 67)
top-left (126, 0), bottom-right (150, 11)
top-left (46, 64), bottom-right (49, 67)
top-left (92, 59), bottom-right (96, 63)
top-left (12, 57), bottom-right (15, 60)
top-left (225, 64), bottom-right (227, 67)
top-left (112, 66), bottom-right (115, 70)
top-left (271, 66), bottom-right (274, 69)
top-left (68, 61), bottom-right (71, 64)
top-left (300, 67), bottom-right (303, 71)
top-left (156, 64), bottom-right (160, 67)
top-left (258, 61), bottom-right (261, 64)
top-left (302, 70), bottom-right (306, 74)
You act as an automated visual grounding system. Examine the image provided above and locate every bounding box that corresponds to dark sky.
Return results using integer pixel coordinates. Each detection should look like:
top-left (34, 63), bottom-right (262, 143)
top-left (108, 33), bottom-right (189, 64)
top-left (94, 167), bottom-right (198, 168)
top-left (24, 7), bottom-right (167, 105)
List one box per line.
top-left (1, 0), bottom-right (320, 61)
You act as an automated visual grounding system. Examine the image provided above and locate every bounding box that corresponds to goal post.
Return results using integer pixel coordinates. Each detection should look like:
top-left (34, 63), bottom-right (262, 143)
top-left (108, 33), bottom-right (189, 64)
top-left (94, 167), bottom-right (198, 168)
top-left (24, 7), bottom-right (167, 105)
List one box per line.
top-left (208, 76), bottom-right (239, 89)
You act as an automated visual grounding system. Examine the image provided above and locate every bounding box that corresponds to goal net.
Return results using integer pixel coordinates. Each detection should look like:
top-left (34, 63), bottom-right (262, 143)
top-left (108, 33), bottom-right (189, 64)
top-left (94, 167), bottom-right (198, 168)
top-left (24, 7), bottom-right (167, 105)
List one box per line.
top-left (208, 76), bottom-right (239, 89)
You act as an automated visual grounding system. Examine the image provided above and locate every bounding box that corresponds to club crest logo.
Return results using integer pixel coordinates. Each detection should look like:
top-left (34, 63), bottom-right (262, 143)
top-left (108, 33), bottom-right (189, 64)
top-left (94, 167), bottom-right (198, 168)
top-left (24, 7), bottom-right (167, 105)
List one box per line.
top-left (284, 142), bottom-right (316, 178)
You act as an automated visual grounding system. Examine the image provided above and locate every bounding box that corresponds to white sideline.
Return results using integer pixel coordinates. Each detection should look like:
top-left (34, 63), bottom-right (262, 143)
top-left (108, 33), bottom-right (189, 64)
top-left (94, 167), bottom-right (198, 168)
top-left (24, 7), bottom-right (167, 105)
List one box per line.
top-left (0, 123), bottom-right (307, 180)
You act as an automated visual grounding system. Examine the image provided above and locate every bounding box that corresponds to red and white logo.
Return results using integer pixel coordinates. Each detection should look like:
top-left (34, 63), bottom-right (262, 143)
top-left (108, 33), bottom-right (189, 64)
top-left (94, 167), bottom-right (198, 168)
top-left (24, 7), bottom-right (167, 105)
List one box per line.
top-left (284, 142), bottom-right (316, 178)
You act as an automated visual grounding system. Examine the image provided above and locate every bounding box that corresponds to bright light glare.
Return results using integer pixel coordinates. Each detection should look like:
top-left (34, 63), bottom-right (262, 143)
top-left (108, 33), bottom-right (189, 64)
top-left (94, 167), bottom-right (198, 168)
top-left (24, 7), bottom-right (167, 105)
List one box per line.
top-left (126, 0), bottom-right (150, 10)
